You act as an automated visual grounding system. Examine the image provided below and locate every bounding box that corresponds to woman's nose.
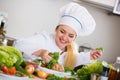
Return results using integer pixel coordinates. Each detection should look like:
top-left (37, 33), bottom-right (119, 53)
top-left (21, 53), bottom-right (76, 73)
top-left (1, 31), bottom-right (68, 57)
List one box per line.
top-left (62, 34), bottom-right (68, 40)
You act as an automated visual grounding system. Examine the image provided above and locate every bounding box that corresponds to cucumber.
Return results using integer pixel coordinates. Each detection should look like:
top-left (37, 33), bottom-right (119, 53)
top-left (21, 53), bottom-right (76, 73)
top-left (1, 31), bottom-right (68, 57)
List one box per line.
top-left (15, 65), bottom-right (32, 78)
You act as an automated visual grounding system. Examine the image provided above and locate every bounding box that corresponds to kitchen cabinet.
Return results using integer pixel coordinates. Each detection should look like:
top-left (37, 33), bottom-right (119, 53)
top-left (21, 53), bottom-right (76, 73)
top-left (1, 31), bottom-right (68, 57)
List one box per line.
top-left (77, 0), bottom-right (115, 11)
top-left (113, 0), bottom-right (120, 15)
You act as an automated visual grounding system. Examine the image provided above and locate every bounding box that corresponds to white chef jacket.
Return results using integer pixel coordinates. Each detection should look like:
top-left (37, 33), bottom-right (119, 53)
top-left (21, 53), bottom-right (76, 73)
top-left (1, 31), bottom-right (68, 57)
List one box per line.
top-left (14, 31), bottom-right (91, 67)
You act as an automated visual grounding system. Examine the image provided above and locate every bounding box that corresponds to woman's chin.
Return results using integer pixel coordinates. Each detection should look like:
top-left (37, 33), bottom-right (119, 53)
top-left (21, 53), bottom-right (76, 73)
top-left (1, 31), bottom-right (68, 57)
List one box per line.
top-left (58, 44), bottom-right (66, 49)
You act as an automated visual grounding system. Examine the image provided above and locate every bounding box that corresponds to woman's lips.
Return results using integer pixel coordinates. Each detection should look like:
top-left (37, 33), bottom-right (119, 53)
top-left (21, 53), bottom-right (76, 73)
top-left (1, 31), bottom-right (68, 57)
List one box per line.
top-left (59, 38), bottom-right (67, 44)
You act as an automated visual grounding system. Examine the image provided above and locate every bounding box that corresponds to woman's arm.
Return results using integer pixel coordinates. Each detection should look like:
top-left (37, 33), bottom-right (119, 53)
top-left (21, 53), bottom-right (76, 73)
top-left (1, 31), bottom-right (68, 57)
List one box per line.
top-left (14, 31), bottom-right (50, 55)
top-left (32, 49), bottom-right (52, 63)
top-left (75, 50), bottom-right (102, 67)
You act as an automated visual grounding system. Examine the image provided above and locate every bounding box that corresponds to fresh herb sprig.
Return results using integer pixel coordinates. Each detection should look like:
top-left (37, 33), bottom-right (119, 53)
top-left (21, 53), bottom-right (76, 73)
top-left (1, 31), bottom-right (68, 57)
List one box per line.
top-left (46, 52), bottom-right (60, 69)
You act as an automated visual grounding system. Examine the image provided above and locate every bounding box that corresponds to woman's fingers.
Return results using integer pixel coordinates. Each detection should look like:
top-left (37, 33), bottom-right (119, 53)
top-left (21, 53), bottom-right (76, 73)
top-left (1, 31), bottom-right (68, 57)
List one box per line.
top-left (90, 50), bottom-right (102, 60)
top-left (32, 49), bottom-right (52, 63)
top-left (42, 54), bottom-right (52, 63)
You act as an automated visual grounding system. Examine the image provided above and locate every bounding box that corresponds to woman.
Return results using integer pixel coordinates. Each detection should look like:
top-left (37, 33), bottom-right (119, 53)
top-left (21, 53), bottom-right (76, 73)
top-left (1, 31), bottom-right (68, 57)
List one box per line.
top-left (14, 2), bottom-right (102, 69)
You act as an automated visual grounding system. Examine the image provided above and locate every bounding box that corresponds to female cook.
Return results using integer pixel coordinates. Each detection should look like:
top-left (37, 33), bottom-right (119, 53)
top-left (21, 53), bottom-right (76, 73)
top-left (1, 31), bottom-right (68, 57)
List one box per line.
top-left (14, 2), bottom-right (102, 69)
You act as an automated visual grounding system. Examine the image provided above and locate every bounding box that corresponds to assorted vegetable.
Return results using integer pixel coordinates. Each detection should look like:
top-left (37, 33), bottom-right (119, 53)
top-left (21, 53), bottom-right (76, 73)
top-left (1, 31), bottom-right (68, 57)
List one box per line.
top-left (0, 46), bottom-right (23, 68)
top-left (0, 46), bottom-right (113, 80)
top-left (15, 65), bottom-right (33, 78)
top-left (0, 46), bottom-right (32, 78)
top-left (0, 46), bottom-right (62, 79)
top-left (32, 50), bottom-right (106, 80)
top-left (75, 62), bottom-right (103, 80)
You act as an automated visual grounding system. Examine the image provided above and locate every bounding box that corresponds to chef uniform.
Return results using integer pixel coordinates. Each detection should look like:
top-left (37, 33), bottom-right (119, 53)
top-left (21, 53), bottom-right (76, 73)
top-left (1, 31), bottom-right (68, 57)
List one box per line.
top-left (14, 2), bottom-right (96, 67)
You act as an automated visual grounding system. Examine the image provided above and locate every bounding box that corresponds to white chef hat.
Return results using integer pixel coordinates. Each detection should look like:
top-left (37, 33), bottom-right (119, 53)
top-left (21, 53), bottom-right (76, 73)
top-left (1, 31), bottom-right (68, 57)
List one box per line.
top-left (58, 2), bottom-right (96, 36)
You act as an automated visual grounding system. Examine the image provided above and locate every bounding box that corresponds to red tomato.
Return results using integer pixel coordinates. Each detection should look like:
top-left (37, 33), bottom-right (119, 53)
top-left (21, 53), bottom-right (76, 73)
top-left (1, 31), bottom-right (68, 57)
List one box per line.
top-left (25, 64), bottom-right (35, 74)
top-left (41, 65), bottom-right (46, 68)
top-left (1, 66), bottom-right (9, 74)
top-left (9, 67), bottom-right (16, 75)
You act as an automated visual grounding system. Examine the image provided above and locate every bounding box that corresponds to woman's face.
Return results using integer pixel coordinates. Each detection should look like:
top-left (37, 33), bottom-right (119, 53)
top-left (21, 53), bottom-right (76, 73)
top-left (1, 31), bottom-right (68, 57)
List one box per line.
top-left (55, 25), bottom-right (77, 50)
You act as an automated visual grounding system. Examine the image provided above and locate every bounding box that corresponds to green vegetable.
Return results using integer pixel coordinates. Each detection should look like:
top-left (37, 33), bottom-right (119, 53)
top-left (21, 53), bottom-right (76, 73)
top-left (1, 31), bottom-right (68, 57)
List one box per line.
top-left (0, 46), bottom-right (23, 66)
top-left (64, 67), bottom-right (74, 75)
top-left (95, 47), bottom-right (103, 52)
top-left (0, 46), bottom-right (33, 78)
top-left (20, 60), bottom-right (27, 68)
top-left (33, 59), bottom-right (42, 64)
top-left (0, 50), bottom-right (14, 68)
top-left (67, 78), bottom-right (76, 80)
top-left (46, 52), bottom-right (60, 69)
top-left (33, 52), bottom-right (60, 69)
top-left (107, 64), bottom-right (115, 70)
top-left (46, 74), bottom-right (76, 80)
top-left (15, 65), bottom-right (32, 78)
top-left (49, 52), bottom-right (60, 60)
top-left (46, 59), bottom-right (58, 69)
top-left (87, 62), bottom-right (103, 74)
top-left (0, 46), bottom-right (23, 68)
top-left (46, 74), bottom-right (64, 80)
top-left (76, 62), bottom-right (103, 80)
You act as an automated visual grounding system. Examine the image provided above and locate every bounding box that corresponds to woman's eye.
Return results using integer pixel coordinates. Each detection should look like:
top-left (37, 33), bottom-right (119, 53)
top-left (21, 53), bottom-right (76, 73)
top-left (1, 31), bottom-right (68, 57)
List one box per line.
top-left (69, 35), bottom-right (75, 38)
top-left (69, 35), bottom-right (74, 38)
top-left (60, 30), bottom-right (65, 34)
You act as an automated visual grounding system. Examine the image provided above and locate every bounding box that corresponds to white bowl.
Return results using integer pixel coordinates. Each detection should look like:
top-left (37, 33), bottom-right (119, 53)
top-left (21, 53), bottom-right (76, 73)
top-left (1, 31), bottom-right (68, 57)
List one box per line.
top-left (38, 66), bottom-right (72, 77)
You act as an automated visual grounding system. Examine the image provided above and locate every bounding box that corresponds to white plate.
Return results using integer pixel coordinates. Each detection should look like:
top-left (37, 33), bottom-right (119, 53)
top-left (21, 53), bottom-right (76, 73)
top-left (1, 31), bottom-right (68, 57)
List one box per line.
top-left (38, 66), bottom-right (72, 77)
top-left (0, 73), bottom-right (34, 80)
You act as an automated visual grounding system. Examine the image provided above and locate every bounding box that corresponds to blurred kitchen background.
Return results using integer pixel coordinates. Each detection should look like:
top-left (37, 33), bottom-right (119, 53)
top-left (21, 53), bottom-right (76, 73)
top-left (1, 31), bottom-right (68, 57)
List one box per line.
top-left (0, 0), bottom-right (120, 63)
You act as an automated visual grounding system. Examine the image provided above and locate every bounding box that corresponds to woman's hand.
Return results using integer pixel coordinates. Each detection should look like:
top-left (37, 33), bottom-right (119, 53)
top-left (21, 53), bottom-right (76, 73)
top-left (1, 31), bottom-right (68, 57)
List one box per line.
top-left (32, 49), bottom-right (52, 63)
top-left (90, 50), bottom-right (102, 60)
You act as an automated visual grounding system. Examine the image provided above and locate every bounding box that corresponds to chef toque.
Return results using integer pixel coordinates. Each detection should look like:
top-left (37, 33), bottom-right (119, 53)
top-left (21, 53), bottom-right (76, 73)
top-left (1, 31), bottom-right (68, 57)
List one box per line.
top-left (59, 2), bottom-right (96, 36)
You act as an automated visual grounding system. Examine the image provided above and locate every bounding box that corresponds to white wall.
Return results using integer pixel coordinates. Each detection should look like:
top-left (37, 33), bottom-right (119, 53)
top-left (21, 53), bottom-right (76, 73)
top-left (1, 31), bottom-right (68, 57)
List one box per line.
top-left (76, 2), bottom-right (120, 63)
top-left (0, 0), bottom-right (72, 38)
top-left (0, 0), bottom-right (120, 63)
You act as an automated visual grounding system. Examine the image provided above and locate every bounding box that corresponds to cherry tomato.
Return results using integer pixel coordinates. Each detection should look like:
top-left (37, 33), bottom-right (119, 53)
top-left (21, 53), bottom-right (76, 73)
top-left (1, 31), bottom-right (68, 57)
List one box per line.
top-left (9, 67), bottom-right (16, 75)
top-left (25, 64), bottom-right (35, 74)
top-left (41, 65), bottom-right (46, 68)
top-left (26, 61), bottom-right (38, 69)
top-left (37, 70), bottom-right (49, 79)
top-left (1, 66), bottom-right (9, 74)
